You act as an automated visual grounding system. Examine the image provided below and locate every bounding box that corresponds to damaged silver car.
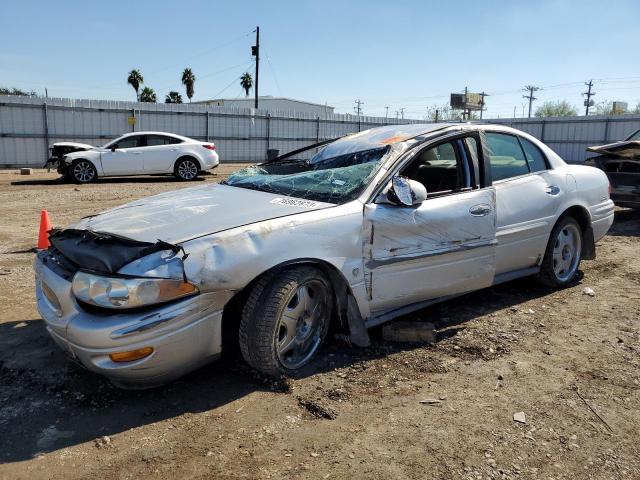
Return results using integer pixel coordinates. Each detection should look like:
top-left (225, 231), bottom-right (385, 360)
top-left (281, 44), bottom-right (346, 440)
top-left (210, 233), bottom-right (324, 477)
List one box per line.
top-left (35, 124), bottom-right (615, 387)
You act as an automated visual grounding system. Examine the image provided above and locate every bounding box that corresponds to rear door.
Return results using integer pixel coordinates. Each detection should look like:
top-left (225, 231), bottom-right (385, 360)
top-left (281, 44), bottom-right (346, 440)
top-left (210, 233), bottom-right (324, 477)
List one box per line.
top-left (140, 135), bottom-right (183, 172)
top-left (100, 135), bottom-right (145, 175)
top-left (363, 135), bottom-right (496, 316)
top-left (484, 132), bottom-right (563, 275)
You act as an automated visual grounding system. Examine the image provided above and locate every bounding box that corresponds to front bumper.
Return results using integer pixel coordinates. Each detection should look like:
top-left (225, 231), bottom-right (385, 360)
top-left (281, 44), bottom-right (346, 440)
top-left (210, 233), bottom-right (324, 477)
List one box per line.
top-left (34, 255), bottom-right (226, 388)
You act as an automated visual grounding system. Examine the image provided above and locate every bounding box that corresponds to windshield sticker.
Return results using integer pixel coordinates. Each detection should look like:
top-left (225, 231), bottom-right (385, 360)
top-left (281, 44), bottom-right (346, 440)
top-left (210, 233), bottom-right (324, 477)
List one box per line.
top-left (270, 197), bottom-right (319, 208)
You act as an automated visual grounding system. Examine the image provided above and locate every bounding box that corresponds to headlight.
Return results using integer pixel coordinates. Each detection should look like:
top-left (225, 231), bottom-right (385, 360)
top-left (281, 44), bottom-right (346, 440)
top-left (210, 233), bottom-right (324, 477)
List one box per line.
top-left (71, 271), bottom-right (198, 309)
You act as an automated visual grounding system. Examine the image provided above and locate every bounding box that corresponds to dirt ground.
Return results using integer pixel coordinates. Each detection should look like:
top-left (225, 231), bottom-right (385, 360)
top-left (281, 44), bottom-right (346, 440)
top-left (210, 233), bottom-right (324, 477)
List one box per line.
top-left (0, 168), bottom-right (638, 480)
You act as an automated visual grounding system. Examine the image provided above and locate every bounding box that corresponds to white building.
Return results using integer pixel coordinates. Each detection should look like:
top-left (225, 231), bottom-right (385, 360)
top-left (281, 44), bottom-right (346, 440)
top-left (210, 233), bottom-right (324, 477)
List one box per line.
top-left (194, 96), bottom-right (334, 117)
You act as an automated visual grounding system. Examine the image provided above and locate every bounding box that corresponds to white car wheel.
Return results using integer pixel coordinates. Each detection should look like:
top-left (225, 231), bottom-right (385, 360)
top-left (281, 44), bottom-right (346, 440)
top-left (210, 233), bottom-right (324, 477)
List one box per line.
top-left (175, 158), bottom-right (199, 181)
top-left (71, 160), bottom-right (97, 183)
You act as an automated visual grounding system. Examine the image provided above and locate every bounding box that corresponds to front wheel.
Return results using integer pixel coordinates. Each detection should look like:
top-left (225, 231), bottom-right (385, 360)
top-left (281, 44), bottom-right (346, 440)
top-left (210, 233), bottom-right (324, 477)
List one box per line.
top-left (239, 267), bottom-right (332, 377)
top-left (538, 216), bottom-right (583, 287)
top-left (70, 159), bottom-right (97, 184)
top-left (174, 158), bottom-right (200, 181)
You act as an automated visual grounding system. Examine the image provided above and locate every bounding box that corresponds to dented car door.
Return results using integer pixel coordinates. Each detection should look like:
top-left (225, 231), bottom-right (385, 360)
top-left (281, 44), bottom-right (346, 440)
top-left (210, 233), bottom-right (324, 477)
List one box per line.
top-left (363, 136), bottom-right (496, 315)
top-left (363, 189), bottom-right (496, 314)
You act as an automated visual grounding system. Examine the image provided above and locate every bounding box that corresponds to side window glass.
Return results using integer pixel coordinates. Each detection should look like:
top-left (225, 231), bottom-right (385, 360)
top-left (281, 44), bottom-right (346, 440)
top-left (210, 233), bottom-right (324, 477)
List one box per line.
top-left (115, 136), bottom-right (140, 149)
top-left (147, 135), bottom-right (169, 147)
top-left (520, 138), bottom-right (548, 173)
top-left (401, 141), bottom-right (469, 196)
top-left (485, 133), bottom-right (529, 182)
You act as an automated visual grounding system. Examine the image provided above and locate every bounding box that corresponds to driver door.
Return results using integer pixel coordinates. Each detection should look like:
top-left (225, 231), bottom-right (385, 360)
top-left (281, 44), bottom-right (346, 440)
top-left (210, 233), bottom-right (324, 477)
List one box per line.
top-left (363, 137), bottom-right (497, 315)
top-left (100, 134), bottom-right (145, 175)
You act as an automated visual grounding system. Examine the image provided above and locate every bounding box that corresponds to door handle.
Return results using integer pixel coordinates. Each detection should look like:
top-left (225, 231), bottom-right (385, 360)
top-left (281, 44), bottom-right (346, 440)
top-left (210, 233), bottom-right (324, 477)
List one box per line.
top-left (546, 185), bottom-right (560, 195)
top-left (469, 204), bottom-right (492, 216)
top-left (131, 152), bottom-right (142, 155)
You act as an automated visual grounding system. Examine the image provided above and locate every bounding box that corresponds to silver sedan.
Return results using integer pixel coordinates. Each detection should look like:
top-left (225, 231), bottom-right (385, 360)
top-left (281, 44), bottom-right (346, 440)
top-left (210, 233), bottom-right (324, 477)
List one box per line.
top-left (34, 123), bottom-right (614, 387)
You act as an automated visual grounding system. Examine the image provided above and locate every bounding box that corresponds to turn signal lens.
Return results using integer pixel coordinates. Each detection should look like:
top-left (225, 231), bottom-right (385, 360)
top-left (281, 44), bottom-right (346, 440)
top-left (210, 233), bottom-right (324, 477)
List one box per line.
top-left (109, 347), bottom-right (154, 363)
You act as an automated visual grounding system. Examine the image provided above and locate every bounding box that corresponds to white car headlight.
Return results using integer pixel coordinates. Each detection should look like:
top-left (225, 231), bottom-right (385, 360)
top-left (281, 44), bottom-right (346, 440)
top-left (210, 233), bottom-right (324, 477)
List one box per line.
top-left (71, 271), bottom-right (198, 309)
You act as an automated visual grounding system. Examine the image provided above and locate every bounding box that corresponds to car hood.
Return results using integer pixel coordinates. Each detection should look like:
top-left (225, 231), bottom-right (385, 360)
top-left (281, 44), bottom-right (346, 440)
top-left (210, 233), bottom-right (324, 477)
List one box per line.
top-left (587, 140), bottom-right (640, 158)
top-left (53, 142), bottom-right (95, 150)
top-left (73, 183), bottom-right (335, 244)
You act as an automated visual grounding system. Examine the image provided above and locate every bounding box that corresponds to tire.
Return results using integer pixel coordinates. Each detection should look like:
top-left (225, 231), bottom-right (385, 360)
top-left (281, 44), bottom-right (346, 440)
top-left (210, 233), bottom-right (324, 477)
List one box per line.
top-left (239, 266), bottom-right (332, 377)
top-left (70, 159), bottom-right (97, 184)
top-left (537, 216), bottom-right (583, 287)
top-left (174, 157), bottom-right (200, 181)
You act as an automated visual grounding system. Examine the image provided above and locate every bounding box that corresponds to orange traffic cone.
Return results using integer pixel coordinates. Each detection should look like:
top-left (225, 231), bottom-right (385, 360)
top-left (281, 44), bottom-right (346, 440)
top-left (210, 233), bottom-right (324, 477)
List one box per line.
top-left (37, 210), bottom-right (52, 250)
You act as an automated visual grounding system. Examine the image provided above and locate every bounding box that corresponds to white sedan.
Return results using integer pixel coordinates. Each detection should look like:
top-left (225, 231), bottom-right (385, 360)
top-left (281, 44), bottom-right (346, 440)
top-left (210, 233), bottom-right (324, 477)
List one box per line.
top-left (35, 123), bottom-right (614, 387)
top-left (59, 131), bottom-right (219, 183)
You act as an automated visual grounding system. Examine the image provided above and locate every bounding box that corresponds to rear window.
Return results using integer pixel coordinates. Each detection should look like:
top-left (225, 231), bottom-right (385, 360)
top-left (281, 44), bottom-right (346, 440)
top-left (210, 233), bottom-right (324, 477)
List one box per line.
top-left (520, 138), bottom-right (548, 172)
top-left (485, 133), bottom-right (529, 181)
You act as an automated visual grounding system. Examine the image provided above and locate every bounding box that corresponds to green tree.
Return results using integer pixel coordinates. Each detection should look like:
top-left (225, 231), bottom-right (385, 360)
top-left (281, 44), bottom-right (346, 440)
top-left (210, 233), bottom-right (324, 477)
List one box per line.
top-left (534, 101), bottom-right (578, 117)
top-left (181, 68), bottom-right (196, 102)
top-left (139, 87), bottom-right (157, 103)
top-left (127, 69), bottom-right (144, 101)
top-left (240, 72), bottom-right (253, 97)
top-left (425, 103), bottom-right (464, 121)
top-left (594, 100), bottom-right (628, 115)
top-left (0, 87), bottom-right (36, 96)
top-left (165, 91), bottom-right (183, 103)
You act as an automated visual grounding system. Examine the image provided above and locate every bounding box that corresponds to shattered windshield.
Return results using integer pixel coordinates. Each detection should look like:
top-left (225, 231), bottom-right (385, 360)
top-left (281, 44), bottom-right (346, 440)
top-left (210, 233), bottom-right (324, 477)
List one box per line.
top-left (223, 146), bottom-right (389, 204)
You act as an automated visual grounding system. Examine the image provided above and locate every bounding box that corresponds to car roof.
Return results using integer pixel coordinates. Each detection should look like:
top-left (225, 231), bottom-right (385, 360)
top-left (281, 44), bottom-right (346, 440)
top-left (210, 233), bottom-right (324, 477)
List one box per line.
top-left (118, 131), bottom-right (195, 142)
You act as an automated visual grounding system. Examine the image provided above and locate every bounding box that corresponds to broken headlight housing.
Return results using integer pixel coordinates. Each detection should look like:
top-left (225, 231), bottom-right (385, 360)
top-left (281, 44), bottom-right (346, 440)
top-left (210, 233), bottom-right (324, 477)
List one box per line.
top-left (71, 272), bottom-right (198, 309)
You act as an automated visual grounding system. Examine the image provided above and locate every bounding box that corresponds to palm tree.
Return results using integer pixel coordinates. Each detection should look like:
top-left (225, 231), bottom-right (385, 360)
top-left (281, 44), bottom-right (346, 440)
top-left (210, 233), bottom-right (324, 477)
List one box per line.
top-left (181, 68), bottom-right (196, 102)
top-left (127, 70), bottom-right (144, 101)
top-left (165, 91), bottom-right (183, 104)
top-left (240, 72), bottom-right (253, 97)
top-left (139, 87), bottom-right (157, 103)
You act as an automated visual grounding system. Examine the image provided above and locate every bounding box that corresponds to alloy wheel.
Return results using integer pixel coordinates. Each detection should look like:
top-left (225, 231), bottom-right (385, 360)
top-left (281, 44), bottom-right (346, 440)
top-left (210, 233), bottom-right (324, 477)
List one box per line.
top-left (178, 160), bottom-right (198, 180)
top-left (552, 223), bottom-right (582, 282)
top-left (73, 161), bottom-right (95, 183)
top-left (276, 279), bottom-right (329, 370)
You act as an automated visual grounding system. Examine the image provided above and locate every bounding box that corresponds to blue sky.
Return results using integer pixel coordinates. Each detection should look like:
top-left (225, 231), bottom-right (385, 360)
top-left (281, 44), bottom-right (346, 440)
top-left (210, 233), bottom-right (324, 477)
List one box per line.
top-left (2, 0), bottom-right (640, 118)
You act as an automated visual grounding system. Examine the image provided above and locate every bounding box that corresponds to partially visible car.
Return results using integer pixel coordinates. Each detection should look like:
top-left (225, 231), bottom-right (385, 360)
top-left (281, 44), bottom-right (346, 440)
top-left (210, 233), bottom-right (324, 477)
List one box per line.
top-left (586, 128), bottom-right (640, 209)
top-left (58, 132), bottom-right (219, 183)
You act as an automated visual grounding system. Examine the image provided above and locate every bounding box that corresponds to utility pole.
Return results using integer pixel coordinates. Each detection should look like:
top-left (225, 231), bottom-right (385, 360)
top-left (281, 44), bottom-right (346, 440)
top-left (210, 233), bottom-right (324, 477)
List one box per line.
top-left (384, 106), bottom-right (389, 119)
top-left (513, 105), bottom-right (516, 118)
top-left (251, 26), bottom-right (260, 109)
top-left (399, 107), bottom-right (405, 120)
top-left (479, 91), bottom-right (489, 119)
top-left (522, 85), bottom-right (540, 118)
top-left (354, 99), bottom-right (364, 116)
top-left (583, 80), bottom-right (595, 116)
top-left (463, 86), bottom-right (468, 121)
top-left (434, 109), bottom-right (439, 123)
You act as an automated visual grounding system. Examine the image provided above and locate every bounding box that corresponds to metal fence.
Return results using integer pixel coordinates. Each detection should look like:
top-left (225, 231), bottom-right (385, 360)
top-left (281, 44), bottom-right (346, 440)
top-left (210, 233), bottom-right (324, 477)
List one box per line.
top-left (0, 96), bottom-right (419, 167)
top-left (484, 115), bottom-right (640, 163)
top-left (2, 95), bottom-right (640, 167)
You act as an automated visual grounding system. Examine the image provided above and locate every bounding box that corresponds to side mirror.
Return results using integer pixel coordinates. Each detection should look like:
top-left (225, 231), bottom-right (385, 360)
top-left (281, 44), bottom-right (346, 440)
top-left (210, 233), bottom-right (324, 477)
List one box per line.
top-left (388, 176), bottom-right (427, 206)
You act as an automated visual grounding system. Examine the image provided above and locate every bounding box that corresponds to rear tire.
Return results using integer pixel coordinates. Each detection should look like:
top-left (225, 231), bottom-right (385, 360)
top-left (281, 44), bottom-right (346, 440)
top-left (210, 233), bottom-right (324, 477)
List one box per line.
top-left (174, 157), bottom-right (200, 181)
top-left (537, 216), bottom-right (583, 287)
top-left (70, 159), bottom-right (97, 184)
top-left (239, 267), bottom-right (332, 378)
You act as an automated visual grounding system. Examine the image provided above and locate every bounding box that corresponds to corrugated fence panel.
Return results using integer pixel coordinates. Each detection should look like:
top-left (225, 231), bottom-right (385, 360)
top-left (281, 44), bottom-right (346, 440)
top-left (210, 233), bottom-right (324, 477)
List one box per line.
top-left (4, 95), bottom-right (640, 166)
